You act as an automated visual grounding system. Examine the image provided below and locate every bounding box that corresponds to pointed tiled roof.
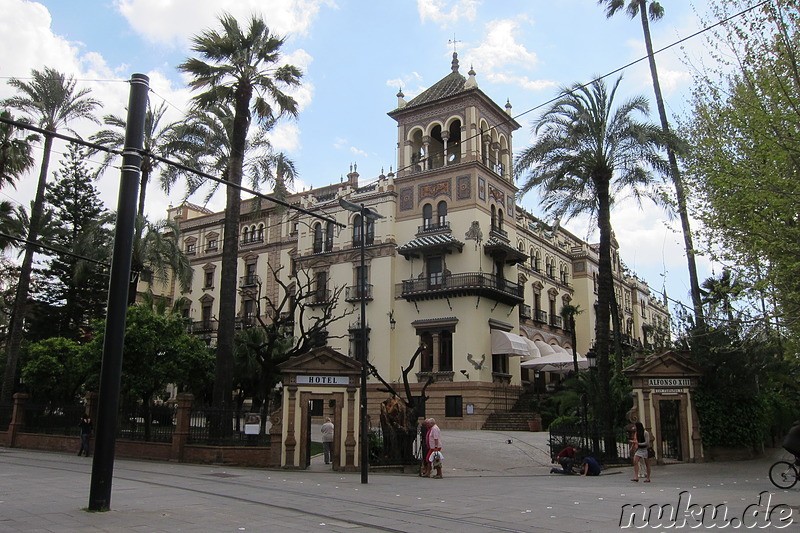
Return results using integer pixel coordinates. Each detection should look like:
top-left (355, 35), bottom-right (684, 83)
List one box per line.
top-left (398, 52), bottom-right (470, 111)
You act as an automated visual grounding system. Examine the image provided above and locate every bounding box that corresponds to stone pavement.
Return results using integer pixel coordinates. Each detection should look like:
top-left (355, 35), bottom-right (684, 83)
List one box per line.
top-left (1, 431), bottom-right (797, 532)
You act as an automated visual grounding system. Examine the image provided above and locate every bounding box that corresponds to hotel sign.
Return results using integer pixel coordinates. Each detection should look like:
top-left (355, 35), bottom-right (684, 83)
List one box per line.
top-left (648, 378), bottom-right (693, 387)
top-left (297, 375), bottom-right (350, 385)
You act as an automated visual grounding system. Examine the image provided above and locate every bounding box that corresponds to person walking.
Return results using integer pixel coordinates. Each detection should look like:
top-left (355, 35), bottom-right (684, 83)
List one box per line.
top-left (419, 418), bottom-right (431, 477)
top-left (426, 418), bottom-right (443, 479)
top-left (630, 422), bottom-right (652, 482)
top-left (320, 417), bottom-right (334, 465)
top-left (78, 414), bottom-right (92, 457)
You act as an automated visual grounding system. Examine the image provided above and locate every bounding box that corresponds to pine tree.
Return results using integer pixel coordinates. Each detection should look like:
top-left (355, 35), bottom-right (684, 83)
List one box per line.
top-left (41, 143), bottom-right (112, 339)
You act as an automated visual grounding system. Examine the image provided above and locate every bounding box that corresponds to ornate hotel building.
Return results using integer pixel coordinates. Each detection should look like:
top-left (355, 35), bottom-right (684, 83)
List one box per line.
top-left (160, 54), bottom-right (670, 429)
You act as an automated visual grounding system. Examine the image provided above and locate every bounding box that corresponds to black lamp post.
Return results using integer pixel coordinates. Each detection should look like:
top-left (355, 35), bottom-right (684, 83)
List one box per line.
top-left (339, 197), bottom-right (383, 484)
top-left (583, 347), bottom-right (598, 456)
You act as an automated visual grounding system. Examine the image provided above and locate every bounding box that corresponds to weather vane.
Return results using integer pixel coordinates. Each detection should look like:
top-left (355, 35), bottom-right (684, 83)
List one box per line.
top-left (448, 34), bottom-right (461, 53)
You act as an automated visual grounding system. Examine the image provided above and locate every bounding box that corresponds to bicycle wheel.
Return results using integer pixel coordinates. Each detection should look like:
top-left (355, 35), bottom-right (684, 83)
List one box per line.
top-left (769, 461), bottom-right (798, 489)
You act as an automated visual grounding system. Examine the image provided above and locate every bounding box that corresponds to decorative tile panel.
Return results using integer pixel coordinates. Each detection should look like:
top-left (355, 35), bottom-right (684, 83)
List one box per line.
top-left (418, 179), bottom-right (451, 201)
top-left (400, 186), bottom-right (414, 211)
top-left (456, 175), bottom-right (471, 200)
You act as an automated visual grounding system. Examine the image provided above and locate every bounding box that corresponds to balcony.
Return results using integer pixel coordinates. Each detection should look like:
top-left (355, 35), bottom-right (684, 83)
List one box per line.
top-left (239, 275), bottom-right (261, 288)
top-left (309, 289), bottom-right (332, 307)
top-left (241, 236), bottom-right (264, 247)
top-left (519, 304), bottom-right (532, 320)
top-left (534, 309), bottom-right (548, 323)
top-left (345, 284), bottom-right (373, 302)
top-left (417, 221), bottom-right (450, 235)
top-left (192, 319), bottom-right (217, 333)
top-left (489, 225), bottom-right (508, 239)
top-left (235, 315), bottom-right (257, 329)
top-left (399, 271), bottom-right (523, 306)
top-left (549, 314), bottom-right (563, 329)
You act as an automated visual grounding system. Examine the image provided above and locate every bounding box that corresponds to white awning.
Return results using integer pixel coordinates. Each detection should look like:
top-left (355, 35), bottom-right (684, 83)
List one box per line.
top-left (491, 330), bottom-right (531, 357)
top-left (534, 340), bottom-right (556, 357)
top-left (521, 338), bottom-right (541, 362)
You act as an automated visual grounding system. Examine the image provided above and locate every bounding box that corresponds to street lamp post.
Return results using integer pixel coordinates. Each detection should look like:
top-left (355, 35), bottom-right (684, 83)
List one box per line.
top-left (584, 348), bottom-right (598, 457)
top-left (339, 197), bottom-right (383, 484)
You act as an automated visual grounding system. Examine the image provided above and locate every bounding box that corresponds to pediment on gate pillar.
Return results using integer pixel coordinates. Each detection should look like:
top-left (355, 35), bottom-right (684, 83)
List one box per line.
top-left (278, 346), bottom-right (362, 377)
top-left (623, 350), bottom-right (702, 389)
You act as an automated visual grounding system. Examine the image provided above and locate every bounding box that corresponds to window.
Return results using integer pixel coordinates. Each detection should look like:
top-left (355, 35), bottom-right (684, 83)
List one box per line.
top-left (490, 205), bottom-right (496, 230)
top-left (492, 353), bottom-right (509, 374)
top-left (355, 265), bottom-right (369, 299)
top-left (498, 209), bottom-right (504, 231)
top-left (207, 238), bottom-right (217, 251)
top-left (420, 333), bottom-right (433, 371)
top-left (445, 395), bottom-right (463, 418)
top-left (352, 215), bottom-right (374, 246)
top-left (242, 228), bottom-right (250, 243)
top-left (560, 264), bottom-right (569, 285)
top-left (256, 224), bottom-right (264, 241)
top-left (186, 242), bottom-right (196, 255)
top-left (439, 330), bottom-right (453, 371)
top-left (313, 223), bottom-right (323, 253)
top-left (245, 263), bottom-right (257, 286)
top-left (201, 304), bottom-right (213, 329)
top-left (243, 299), bottom-right (255, 324)
top-left (204, 271), bottom-right (213, 288)
top-left (427, 256), bottom-right (443, 287)
top-left (325, 221), bottom-right (334, 252)
top-left (437, 201), bottom-right (447, 226)
top-left (546, 257), bottom-right (555, 279)
top-left (315, 271), bottom-right (328, 303)
top-left (422, 203), bottom-right (433, 229)
top-left (533, 250), bottom-right (541, 272)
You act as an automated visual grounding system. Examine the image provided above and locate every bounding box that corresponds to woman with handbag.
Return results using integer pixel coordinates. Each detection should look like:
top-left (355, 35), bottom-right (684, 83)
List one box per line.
top-left (629, 422), bottom-right (652, 482)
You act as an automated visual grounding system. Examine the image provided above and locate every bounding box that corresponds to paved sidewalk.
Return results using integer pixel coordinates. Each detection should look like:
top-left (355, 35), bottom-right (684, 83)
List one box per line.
top-left (1, 431), bottom-right (797, 532)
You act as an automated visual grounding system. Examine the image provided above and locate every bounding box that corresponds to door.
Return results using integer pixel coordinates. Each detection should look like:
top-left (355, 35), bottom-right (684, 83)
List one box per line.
top-left (658, 399), bottom-right (682, 461)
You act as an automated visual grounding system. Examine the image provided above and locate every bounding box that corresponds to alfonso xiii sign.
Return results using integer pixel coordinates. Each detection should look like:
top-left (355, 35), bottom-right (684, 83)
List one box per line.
top-left (648, 378), bottom-right (693, 387)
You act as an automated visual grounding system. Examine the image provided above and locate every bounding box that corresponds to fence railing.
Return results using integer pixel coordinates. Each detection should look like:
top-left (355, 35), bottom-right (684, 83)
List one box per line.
top-left (21, 404), bottom-right (85, 436)
top-left (187, 407), bottom-right (270, 446)
top-left (0, 403), bottom-right (11, 430)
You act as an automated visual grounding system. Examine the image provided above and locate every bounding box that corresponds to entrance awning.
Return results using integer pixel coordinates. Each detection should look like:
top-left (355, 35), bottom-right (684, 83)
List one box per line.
top-left (491, 330), bottom-right (531, 357)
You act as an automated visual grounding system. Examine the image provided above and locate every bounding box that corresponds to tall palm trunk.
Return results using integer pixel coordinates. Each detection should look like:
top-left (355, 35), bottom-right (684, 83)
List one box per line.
top-left (1, 134), bottom-right (53, 402)
top-left (593, 170), bottom-right (617, 455)
top-left (638, 1), bottom-right (705, 330)
top-left (211, 87), bottom-right (251, 432)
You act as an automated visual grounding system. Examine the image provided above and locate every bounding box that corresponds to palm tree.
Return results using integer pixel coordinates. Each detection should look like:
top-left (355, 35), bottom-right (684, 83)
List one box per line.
top-left (130, 216), bottom-right (193, 306)
top-left (91, 101), bottom-right (179, 218)
top-left (164, 104), bottom-right (297, 207)
top-left (700, 269), bottom-right (742, 326)
top-left (1, 67), bottom-right (101, 403)
top-left (178, 14), bottom-right (302, 416)
top-left (515, 76), bottom-right (668, 455)
top-left (599, 0), bottom-right (705, 331)
top-left (0, 110), bottom-right (36, 190)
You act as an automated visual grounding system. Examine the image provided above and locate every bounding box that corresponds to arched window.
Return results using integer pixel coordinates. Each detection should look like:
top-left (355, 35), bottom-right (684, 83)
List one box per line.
top-left (365, 217), bottom-right (374, 245)
top-left (422, 203), bottom-right (433, 229)
top-left (498, 209), bottom-right (504, 231)
top-left (325, 221), bottom-right (334, 251)
top-left (242, 227), bottom-right (250, 243)
top-left (437, 201), bottom-right (448, 226)
top-left (353, 214), bottom-right (362, 246)
top-left (490, 205), bottom-right (497, 230)
top-left (256, 224), bottom-right (264, 241)
top-left (313, 223), bottom-right (323, 253)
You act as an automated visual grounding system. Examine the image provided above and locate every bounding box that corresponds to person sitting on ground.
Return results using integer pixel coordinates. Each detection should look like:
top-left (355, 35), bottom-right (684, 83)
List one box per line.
top-left (581, 455), bottom-right (601, 476)
top-left (551, 445), bottom-right (578, 474)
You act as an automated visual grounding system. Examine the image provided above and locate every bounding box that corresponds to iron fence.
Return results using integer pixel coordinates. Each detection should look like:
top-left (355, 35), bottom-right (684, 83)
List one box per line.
top-left (0, 403), bottom-right (11, 430)
top-left (117, 403), bottom-right (176, 443)
top-left (187, 407), bottom-right (270, 446)
top-left (21, 404), bottom-right (86, 436)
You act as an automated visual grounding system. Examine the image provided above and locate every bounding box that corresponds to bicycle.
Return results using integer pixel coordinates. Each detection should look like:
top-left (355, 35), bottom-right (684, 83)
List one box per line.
top-left (769, 455), bottom-right (800, 489)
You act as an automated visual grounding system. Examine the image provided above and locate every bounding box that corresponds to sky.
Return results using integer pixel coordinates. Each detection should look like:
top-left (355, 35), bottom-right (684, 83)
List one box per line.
top-left (0, 0), bottom-right (721, 321)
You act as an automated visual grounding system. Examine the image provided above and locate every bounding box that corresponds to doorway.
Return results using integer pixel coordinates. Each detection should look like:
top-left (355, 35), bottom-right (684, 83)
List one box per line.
top-left (658, 399), bottom-right (682, 461)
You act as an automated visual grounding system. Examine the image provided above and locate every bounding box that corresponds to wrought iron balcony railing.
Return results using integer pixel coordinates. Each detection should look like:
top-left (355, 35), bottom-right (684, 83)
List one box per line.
top-left (345, 284), bottom-right (373, 302)
top-left (399, 271), bottom-right (523, 306)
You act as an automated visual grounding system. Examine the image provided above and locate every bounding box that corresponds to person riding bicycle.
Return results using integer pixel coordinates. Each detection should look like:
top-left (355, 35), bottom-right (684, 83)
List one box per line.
top-left (783, 420), bottom-right (800, 464)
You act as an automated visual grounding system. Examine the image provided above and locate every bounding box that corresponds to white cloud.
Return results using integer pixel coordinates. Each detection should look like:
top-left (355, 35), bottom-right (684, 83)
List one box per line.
top-left (349, 146), bottom-right (368, 157)
top-left (115, 0), bottom-right (333, 47)
top-left (467, 18), bottom-right (537, 73)
top-left (417, 0), bottom-right (479, 26)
